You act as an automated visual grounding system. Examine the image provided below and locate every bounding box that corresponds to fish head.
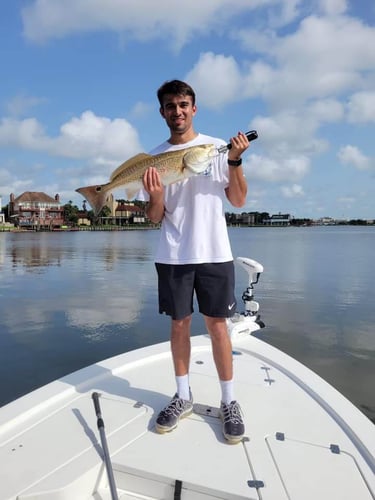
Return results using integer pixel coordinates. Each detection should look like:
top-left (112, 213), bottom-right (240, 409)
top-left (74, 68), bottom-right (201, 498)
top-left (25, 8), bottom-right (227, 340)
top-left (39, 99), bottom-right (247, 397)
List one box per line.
top-left (183, 144), bottom-right (216, 175)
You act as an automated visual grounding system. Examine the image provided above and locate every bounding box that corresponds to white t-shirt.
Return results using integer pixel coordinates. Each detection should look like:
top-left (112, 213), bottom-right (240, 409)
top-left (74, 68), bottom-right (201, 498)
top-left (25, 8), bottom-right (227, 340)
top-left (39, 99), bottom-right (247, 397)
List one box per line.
top-left (139, 133), bottom-right (234, 265)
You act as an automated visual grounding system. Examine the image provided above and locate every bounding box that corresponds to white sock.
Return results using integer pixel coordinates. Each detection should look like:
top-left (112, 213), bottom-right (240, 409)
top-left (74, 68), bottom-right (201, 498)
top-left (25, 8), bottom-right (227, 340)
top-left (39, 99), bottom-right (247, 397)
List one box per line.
top-left (176, 374), bottom-right (190, 400)
top-left (220, 379), bottom-right (234, 405)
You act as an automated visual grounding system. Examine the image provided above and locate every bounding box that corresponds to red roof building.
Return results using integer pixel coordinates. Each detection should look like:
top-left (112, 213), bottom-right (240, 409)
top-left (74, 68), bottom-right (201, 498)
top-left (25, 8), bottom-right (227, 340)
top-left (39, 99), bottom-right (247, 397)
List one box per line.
top-left (9, 192), bottom-right (65, 230)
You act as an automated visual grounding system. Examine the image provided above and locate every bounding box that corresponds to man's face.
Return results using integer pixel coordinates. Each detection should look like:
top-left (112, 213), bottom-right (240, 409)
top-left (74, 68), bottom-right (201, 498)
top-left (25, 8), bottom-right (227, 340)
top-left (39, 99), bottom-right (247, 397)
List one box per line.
top-left (160, 94), bottom-right (197, 134)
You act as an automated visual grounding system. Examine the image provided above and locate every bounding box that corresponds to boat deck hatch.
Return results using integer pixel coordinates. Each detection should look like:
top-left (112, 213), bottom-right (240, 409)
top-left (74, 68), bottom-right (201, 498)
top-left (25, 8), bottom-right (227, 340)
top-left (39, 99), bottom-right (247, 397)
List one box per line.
top-left (265, 433), bottom-right (374, 499)
top-left (193, 403), bottom-right (220, 418)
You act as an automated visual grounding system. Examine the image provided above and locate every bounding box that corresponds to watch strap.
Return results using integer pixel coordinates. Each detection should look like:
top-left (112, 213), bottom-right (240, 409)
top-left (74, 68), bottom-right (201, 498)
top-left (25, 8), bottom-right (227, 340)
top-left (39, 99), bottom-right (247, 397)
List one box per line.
top-left (228, 158), bottom-right (242, 167)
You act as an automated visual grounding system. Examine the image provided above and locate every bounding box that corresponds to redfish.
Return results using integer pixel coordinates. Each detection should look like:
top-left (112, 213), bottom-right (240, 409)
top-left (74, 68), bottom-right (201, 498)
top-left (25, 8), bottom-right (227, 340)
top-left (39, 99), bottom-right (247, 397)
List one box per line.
top-left (76, 144), bottom-right (215, 215)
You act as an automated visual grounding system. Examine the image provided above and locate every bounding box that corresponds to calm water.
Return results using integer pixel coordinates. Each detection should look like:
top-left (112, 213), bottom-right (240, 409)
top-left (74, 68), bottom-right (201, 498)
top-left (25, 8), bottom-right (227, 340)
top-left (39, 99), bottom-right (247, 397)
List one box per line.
top-left (0, 227), bottom-right (374, 423)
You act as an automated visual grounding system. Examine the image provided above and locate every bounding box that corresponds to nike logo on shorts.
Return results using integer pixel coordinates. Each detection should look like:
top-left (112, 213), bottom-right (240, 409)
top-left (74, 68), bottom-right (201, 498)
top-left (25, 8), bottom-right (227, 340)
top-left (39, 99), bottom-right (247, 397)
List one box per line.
top-left (228, 303), bottom-right (235, 310)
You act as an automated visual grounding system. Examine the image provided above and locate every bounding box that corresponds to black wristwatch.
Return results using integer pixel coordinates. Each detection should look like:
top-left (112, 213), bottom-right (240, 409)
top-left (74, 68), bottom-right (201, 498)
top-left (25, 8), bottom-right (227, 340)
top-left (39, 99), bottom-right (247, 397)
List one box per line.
top-left (228, 158), bottom-right (242, 167)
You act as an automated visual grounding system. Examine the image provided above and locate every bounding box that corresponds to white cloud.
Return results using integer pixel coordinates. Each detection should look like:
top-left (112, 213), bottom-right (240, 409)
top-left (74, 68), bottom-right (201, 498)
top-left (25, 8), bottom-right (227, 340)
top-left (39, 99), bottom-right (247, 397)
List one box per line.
top-left (281, 183), bottom-right (305, 198)
top-left (270, 0), bottom-right (301, 27)
top-left (129, 101), bottom-right (154, 120)
top-left (56, 111), bottom-right (141, 160)
top-left (338, 145), bottom-right (372, 170)
top-left (5, 94), bottom-right (47, 117)
top-left (21, 1), bottom-right (375, 115)
top-left (307, 99), bottom-right (344, 123)
top-left (242, 61), bottom-right (276, 99)
top-left (337, 196), bottom-right (355, 204)
top-left (0, 176), bottom-right (33, 200)
top-left (0, 167), bottom-right (13, 186)
top-left (347, 92), bottom-right (375, 123)
top-left (185, 53), bottom-right (242, 109)
top-left (318, 0), bottom-right (348, 16)
top-left (276, 15), bottom-right (375, 76)
top-left (0, 111), bottom-right (142, 163)
top-left (21, 0), bottom-right (271, 46)
top-left (187, 14), bottom-right (375, 122)
top-left (0, 117), bottom-right (47, 150)
top-left (237, 14), bottom-right (375, 108)
top-left (251, 111), bottom-right (328, 158)
top-left (246, 153), bottom-right (310, 182)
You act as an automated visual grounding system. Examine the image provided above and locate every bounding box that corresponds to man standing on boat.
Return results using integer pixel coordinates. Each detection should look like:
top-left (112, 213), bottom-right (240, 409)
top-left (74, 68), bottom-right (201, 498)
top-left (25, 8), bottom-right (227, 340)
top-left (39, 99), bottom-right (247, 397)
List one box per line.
top-left (140, 80), bottom-right (250, 444)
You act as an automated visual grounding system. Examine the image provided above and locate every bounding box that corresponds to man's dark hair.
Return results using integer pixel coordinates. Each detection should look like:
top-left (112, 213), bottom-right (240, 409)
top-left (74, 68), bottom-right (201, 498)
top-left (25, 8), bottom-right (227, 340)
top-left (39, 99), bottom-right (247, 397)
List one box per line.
top-left (157, 80), bottom-right (196, 107)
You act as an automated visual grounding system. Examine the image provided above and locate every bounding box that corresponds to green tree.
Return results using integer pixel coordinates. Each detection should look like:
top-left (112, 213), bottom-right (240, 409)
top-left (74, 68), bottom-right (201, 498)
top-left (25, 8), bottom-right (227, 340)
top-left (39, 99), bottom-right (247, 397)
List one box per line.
top-left (89, 205), bottom-right (112, 226)
top-left (2, 203), bottom-right (10, 221)
top-left (63, 202), bottom-right (79, 225)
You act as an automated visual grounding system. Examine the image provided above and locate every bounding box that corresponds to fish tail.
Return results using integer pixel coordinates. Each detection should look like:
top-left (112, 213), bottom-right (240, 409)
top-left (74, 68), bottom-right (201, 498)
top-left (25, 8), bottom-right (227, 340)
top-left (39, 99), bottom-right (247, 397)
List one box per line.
top-left (75, 184), bottom-right (111, 216)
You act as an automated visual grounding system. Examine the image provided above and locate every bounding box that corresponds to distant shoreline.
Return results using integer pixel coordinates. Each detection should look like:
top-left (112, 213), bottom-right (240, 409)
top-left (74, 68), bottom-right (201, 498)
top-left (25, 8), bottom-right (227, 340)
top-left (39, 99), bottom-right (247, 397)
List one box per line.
top-left (1, 223), bottom-right (374, 233)
top-left (0, 225), bottom-right (160, 232)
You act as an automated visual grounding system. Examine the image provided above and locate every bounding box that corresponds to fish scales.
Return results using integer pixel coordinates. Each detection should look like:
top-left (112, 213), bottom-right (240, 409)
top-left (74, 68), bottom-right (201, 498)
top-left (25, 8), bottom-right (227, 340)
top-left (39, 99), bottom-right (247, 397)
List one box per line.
top-left (76, 143), bottom-right (215, 216)
top-left (111, 151), bottom-right (185, 186)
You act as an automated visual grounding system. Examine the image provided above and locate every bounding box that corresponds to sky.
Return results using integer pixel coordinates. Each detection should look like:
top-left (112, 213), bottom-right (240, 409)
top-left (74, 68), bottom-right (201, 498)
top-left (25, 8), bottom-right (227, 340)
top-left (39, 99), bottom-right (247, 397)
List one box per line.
top-left (1, 0), bottom-right (375, 220)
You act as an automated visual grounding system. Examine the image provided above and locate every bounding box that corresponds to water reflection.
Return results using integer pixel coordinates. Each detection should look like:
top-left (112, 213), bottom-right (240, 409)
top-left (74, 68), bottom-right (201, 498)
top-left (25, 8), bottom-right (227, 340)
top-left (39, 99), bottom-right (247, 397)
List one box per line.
top-left (1, 234), bottom-right (62, 273)
top-left (0, 231), bottom-right (159, 345)
top-left (230, 226), bottom-right (375, 423)
top-left (0, 231), bottom-right (155, 272)
top-left (0, 227), bottom-right (374, 423)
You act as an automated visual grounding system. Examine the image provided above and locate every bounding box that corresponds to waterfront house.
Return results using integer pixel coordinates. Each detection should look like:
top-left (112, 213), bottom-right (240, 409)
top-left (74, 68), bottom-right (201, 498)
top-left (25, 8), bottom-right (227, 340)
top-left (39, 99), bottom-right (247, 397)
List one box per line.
top-left (77, 211), bottom-right (91, 226)
top-left (9, 192), bottom-right (65, 230)
top-left (114, 201), bottom-right (145, 224)
top-left (264, 213), bottom-right (291, 226)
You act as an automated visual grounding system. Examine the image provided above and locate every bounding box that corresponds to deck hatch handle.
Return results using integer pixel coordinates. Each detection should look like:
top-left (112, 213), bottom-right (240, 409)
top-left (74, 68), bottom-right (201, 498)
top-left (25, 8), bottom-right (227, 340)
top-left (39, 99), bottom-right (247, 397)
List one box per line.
top-left (276, 432), bottom-right (285, 441)
top-left (248, 480), bottom-right (265, 488)
top-left (330, 444), bottom-right (341, 454)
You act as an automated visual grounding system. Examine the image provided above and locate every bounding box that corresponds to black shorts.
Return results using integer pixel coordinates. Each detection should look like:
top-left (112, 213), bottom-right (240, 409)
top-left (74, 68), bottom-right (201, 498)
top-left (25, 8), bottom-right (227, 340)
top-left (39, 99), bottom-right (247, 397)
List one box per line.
top-left (155, 261), bottom-right (236, 320)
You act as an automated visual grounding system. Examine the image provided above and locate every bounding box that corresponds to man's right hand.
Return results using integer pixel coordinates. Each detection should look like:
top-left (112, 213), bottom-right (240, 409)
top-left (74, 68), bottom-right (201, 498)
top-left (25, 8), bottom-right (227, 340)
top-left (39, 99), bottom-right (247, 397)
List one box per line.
top-left (143, 167), bottom-right (164, 198)
top-left (143, 167), bottom-right (165, 223)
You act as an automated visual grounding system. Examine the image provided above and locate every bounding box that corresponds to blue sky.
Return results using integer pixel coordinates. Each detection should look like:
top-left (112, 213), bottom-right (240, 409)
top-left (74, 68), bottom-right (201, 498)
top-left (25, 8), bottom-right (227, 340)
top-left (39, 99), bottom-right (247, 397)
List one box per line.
top-left (1, 0), bottom-right (375, 219)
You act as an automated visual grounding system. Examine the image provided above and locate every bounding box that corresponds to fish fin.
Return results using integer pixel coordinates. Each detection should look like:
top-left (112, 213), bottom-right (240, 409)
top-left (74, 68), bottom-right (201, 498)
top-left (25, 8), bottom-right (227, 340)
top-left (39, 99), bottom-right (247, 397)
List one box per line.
top-left (110, 153), bottom-right (153, 182)
top-left (76, 183), bottom-right (111, 216)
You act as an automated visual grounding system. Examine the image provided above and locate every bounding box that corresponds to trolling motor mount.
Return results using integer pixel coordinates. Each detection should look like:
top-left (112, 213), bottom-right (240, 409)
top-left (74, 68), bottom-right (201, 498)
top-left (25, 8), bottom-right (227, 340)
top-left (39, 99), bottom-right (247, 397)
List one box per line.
top-left (236, 257), bottom-right (264, 317)
top-left (227, 257), bottom-right (265, 338)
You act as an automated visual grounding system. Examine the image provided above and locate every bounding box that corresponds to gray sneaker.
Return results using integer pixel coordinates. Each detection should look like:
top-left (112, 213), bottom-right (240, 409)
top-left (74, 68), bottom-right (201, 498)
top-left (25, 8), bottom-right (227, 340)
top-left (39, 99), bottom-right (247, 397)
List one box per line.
top-left (220, 400), bottom-right (245, 444)
top-left (155, 392), bottom-right (193, 434)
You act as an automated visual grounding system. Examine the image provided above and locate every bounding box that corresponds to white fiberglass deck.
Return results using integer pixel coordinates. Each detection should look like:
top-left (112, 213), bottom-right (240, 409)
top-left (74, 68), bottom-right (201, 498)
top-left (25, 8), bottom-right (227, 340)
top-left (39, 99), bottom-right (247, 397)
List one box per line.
top-left (0, 333), bottom-right (374, 500)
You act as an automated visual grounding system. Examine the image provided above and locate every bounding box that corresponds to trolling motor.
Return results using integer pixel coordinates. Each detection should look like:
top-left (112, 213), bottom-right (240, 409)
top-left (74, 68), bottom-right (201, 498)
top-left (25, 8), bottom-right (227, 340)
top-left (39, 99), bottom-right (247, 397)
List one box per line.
top-left (227, 257), bottom-right (265, 338)
top-left (236, 257), bottom-right (263, 317)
